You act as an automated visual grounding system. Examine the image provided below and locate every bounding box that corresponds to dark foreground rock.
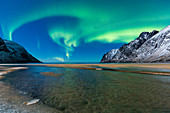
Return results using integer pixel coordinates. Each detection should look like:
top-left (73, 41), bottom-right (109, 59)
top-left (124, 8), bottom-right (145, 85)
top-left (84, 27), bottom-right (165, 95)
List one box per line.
top-left (101, 25), bottom-right (170, 63)
top-left (0, 37), bottom-right (42, 63)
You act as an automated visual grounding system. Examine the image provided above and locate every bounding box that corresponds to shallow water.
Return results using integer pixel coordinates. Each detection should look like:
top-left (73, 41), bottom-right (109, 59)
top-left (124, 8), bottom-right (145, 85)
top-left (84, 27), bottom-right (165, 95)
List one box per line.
top-left (1, 65), bottom-right (170, 113)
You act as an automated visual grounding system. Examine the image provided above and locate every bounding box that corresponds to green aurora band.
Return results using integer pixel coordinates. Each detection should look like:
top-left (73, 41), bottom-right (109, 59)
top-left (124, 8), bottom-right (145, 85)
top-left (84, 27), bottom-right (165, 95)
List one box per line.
top-left (0, 0), bottom-right (169, 58)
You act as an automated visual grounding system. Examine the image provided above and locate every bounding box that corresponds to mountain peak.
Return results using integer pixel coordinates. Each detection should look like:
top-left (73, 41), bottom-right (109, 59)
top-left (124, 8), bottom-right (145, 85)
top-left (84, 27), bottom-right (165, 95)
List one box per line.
top-left (101, 26), bottom-right (170, 63)
top-left (0, 37), bottom-right (42, 63)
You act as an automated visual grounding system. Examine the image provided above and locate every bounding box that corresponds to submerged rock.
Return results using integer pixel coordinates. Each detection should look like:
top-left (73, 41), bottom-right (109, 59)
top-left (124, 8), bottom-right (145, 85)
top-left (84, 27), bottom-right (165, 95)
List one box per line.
top-left (101, 25), bottom-right (170, 63)
top-left (0, 37), bottom-right (41, 63)
top-left (23, 99), bottom-right (40, 105)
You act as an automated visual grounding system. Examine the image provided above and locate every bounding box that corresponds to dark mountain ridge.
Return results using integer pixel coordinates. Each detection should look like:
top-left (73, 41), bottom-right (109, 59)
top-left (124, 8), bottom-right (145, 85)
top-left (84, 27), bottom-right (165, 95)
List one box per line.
top-left (0, 37), bottom-right (41, 63)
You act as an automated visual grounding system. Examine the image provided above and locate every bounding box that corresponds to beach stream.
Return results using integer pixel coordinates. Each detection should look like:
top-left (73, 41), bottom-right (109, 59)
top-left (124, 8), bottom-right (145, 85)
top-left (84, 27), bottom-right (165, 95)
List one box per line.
top-left (0, 65), bottom-right (170, 113)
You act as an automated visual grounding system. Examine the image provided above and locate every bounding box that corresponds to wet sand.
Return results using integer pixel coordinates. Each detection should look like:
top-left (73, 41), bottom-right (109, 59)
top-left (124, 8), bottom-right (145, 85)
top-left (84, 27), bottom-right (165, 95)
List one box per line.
top-left (0, 64), bottom-right (170, 112)
top-left (1, 63), bottom-right (170, 69)
top-left (44, 63), bottom-right (170, 69)
top-left (41, 72), bottom-right (63, 77)
top-left (0, 82), bottom-right (60, 113)
top-left (43, 63), bottom-right (170, 76)
top-left (1, 63), bottom-right (170, 76)
top-left (0, 66), bottom-right (60, 113)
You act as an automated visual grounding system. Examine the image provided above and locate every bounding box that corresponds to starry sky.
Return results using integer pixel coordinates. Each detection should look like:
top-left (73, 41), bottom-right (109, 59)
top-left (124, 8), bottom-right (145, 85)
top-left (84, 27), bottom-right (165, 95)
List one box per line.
top-left (0, 0), bottom-right (169, 62)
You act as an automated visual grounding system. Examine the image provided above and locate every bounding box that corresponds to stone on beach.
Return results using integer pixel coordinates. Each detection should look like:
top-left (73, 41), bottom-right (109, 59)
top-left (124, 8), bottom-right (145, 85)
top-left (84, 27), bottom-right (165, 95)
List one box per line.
top-left (23, 99), bottom-right (40, 105)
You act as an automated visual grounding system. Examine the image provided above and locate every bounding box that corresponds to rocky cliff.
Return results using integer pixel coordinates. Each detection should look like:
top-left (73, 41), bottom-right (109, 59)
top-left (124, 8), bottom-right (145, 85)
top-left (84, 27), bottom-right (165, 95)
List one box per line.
top-left (101, 26), bottom-right (170, 63)
top-left (0, 37), bottom-right (41, 63)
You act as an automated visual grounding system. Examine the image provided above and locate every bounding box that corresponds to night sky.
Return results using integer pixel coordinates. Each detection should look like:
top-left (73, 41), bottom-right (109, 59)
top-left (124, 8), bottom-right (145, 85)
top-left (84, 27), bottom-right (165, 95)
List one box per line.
top-left (0, 0), bottom-right (169, 62)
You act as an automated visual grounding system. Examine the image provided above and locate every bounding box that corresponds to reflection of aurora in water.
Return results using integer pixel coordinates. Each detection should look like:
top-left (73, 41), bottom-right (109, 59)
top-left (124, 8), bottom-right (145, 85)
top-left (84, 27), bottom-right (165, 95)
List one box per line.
top-left (1, 65), bottom-right (170, 112)
top-left (0, 0), bottom-right (169, 62)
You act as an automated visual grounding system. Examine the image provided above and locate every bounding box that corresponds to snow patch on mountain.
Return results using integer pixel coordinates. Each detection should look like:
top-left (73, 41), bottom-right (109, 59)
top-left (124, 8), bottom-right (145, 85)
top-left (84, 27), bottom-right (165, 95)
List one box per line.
top-left (101, 26), bottom-right (170, 63)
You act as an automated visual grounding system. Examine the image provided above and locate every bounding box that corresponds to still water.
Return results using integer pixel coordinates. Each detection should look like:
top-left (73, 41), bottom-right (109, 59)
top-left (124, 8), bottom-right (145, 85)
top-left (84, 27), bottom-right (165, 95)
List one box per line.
top-left (1, 65), bottom-right (170, 113)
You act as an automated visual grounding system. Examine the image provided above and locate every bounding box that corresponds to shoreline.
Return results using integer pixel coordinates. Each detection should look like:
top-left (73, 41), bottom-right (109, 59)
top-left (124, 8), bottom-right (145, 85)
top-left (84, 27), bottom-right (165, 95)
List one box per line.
top-left (0, 64), bottom-right (170, 112)
top-left (0, 82), bottom-right (59, 113)
top-left (1, 63), bottom-right (170, 68)
top-left (43, 64), bottom-right (170, 76)
top-left (0, 66), bottom-right (60, 113)
top-left (1, 63), bottom-right (170, 76)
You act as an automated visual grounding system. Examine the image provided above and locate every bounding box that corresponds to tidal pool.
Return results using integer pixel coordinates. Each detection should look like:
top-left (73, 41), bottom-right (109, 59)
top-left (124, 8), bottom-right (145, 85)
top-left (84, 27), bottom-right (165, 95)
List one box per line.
top-left (1, 65), bottom-right (170, 113)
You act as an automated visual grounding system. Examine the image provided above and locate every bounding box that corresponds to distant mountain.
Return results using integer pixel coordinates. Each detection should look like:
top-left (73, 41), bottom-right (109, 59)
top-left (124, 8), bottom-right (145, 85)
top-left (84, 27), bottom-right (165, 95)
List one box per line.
top-left (101, 26), bottom-right (170, 63)
top-left (0, 37), bottom-right (42, 63)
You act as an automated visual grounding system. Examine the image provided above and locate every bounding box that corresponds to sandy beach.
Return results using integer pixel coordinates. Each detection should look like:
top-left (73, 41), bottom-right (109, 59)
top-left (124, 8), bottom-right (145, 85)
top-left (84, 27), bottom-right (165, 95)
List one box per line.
top-left (0, 66), bottom-right (60, 113)
top-left (1, 63), bottom-right (170, 76)
top-left (1, 63), bottom-right (170, 69)
top-left (0, 82), bottom-right (59, 113)
top-left (42, 63), bottom-right (170, 76)
top-left (0, 64), bottom-right (170, 112)
top-left (44, 63), bottom-right (170, 69)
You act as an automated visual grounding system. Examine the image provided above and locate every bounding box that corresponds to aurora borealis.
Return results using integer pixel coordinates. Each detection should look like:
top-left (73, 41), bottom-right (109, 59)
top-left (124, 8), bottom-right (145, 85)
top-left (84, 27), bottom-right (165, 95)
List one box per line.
top-left (0, 0), bottom-right (169, 62)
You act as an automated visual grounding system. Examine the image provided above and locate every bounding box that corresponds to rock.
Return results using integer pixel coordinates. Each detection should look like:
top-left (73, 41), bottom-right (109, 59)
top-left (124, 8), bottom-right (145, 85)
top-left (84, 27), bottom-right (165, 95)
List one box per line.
top-left (95, 68), bottom-right (102, 70)
top-left (101, 49), bottom-right (118, 62)
top-left (101, 25), bottom-right (170, 63)
top-left (0, 37), bottom-right (42, 63)
top-left (23, 99), bottom-right (40, 105)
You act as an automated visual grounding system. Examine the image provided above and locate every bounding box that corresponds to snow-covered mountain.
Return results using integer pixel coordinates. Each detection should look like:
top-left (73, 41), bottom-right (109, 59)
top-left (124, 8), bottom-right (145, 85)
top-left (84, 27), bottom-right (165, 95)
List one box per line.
top-left (0, 37), bottom-right (41, 63)
top-left (101, 25), bottom-right (170, 63)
